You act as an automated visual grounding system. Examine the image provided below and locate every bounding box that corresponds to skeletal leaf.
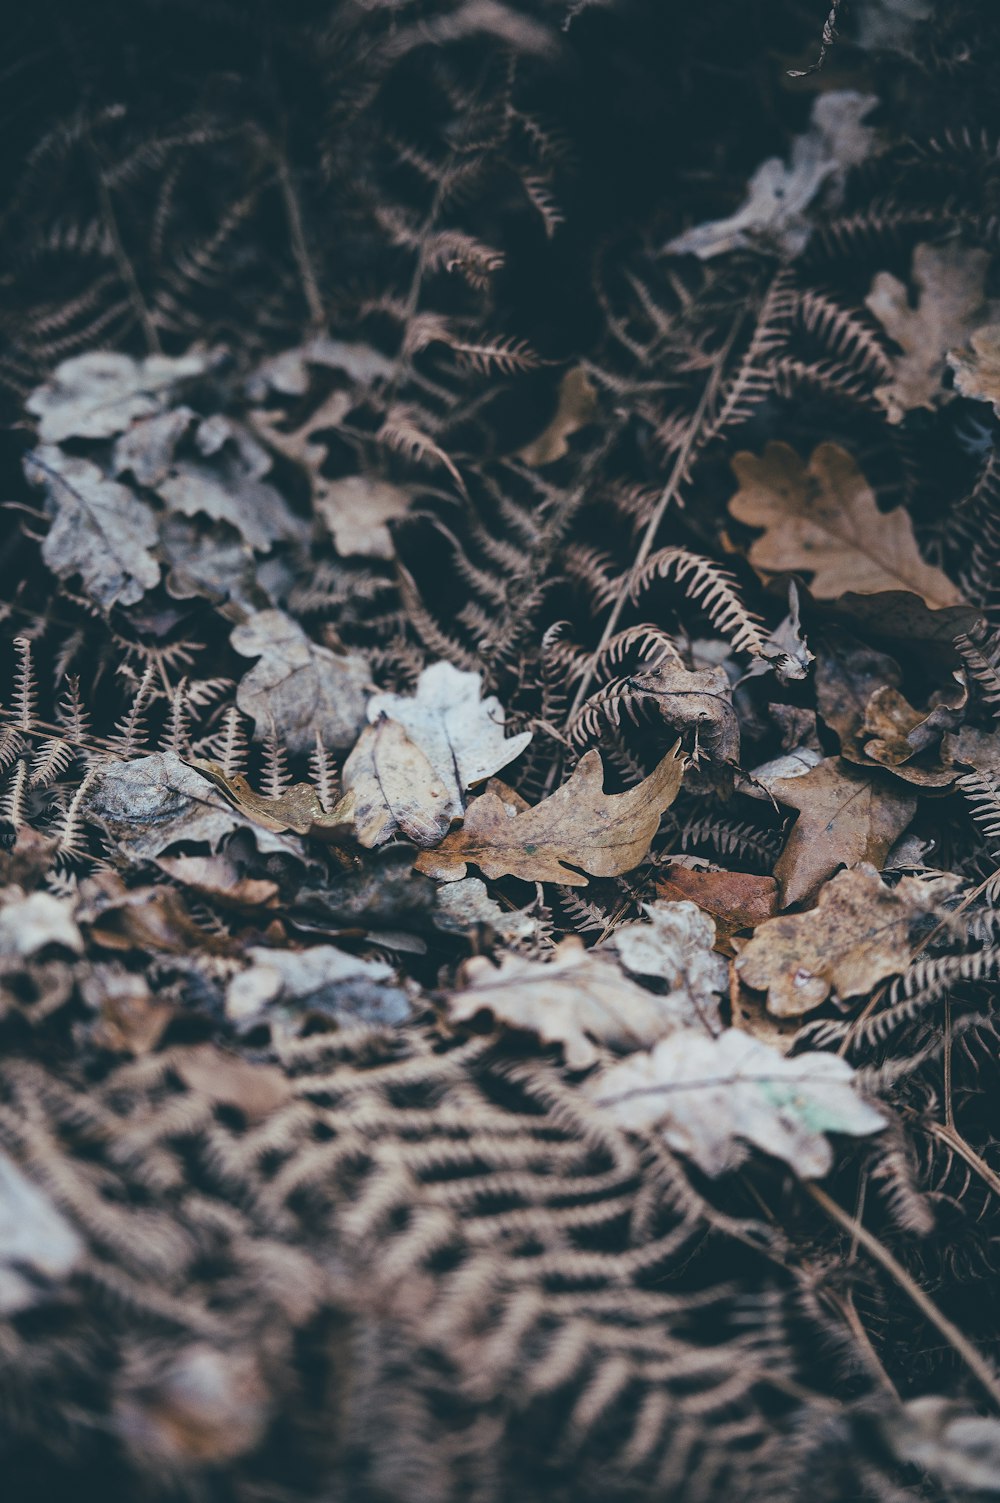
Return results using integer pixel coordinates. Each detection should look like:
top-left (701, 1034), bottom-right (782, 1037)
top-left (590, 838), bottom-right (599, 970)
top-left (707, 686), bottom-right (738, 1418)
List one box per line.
top-left (586, 1028), bottom-right (885, 1178)
top-left (866, 243), bottom-right (1000, 423)
top-left (339, 718), bottom-right (453, 848)
top-left (729, 442), bottom-right (964, 610)
top-left (518, 366), bottom-right (598, 465)
top-left (187, 761), bottom-right (354, 841)
top-left (85, 753), bottom-right (308, 864)
top-left (666, 92), bottom-right (877, 261)
top-left (416, 742), bottom-right (685, 886)
top-left (366, 662), bottom-right (532, 824)
top-left (769, 757), bottom-right (917, 908)
top-left (25, 448), bottom-right (160, 612)
top-left (231, 610), bottom-right (369, 753)
top-left (607, 900), bottom-right (726, 1035)
top-left (26, 349), bottom-right (211, 443)
top-left (448, 935), bottom-right (699, 1069)
top-left (736, 864), bottom-right (941, 1017)
top-left (947, 323), bottom-right (1000, 418)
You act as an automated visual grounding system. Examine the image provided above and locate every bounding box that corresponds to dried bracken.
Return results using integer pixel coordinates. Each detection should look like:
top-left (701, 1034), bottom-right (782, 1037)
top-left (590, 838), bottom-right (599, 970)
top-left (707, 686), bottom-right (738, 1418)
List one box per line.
top-left (3, 3), bottom-right (1000, 1501)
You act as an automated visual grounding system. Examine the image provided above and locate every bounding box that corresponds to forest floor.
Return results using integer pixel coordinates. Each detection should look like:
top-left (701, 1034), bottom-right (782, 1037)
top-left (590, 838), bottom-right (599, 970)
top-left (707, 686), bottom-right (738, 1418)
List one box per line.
top-left (3, 2), bottom-right (1000, 1500)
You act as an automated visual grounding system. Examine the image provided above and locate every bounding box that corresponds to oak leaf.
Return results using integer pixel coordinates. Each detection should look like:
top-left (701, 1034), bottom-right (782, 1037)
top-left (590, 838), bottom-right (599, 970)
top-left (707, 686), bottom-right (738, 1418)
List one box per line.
top-left (728, 442), bottom-right (964, 610)
top-left (416, 742), bottom-right (685, 886)
top-left (656, 865), bottom-right (779, 944)
top-left (769, 757), bottom-right (917, 907)
top-left (608, 900), bottom-right (726, 1036)
top-left (866, 243), bottom-right (1000, 423)
top-left (947, 323), bottom-right (1000, 418)
top-left (735, 864), bottom-right (940, 1017)
top-left (447, 935), bottom-right (701, 1070)
top-left (585, 1028), bottom-right (885, 1179)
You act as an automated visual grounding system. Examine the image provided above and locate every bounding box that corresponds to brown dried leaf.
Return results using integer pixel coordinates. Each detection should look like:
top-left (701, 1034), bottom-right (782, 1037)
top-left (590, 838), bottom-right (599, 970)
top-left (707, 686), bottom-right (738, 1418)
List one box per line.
top-left (866, 243), bottom-right (1000, 423)
top-left (735, 864), bottom-right (939, 1017)
top-left (416, 742), bottom-right (685, 886)
top-left (517, 366), bottom-right (598, 466)
top-left (769, 757), bottom-right (917, 908)
top-left (154, 854), bottom-right (280, 909)
top-left (728, 442), bottom-right (964, 609)
top-left (656, 865), bottom-right (779, 944)
top-left (448, 935), bottom-right (699, 1070)
top-left (947, 323), bottom-right (1000, 417)
top-left (188, 760), bottom-right (354, 841)
top-left (174, 1045), bottom-right (293, 1123)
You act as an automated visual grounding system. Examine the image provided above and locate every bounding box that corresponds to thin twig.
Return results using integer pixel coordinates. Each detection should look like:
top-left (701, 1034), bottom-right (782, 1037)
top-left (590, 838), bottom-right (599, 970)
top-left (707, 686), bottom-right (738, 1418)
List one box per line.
top-left (806, 1181), bottom-right (1000, 1411)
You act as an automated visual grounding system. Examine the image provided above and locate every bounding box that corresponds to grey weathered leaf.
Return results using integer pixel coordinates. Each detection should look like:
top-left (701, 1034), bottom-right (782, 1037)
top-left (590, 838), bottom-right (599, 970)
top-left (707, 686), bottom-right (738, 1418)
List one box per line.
top-left (607, 900), bottom-right (726, 1035)
top-left (226, 944), bottom-right (409, 1028)
top-left (155, 418), bottom-right (307, 553)
top-left (0, 1151), bottom-right (84, 1314)
top-left (231, 610), bottom-right (370, 753)
top-left (25, 447), bottom-right (160, 611)
top-left (666, 92), bottom-right (878, 261)
top-left (340, 718), bottom-right (454, 848)
top-left (85, 752), bottom-right (308, 865)
top-left (433, 877), bottom-right (539, 942)
top-left (448, 935), bottom-right (698, 1070)
top-left (587, 1028), bottom-right (886, 1178)
top-left (26, 349), bottom-right (212, 443)
top-left (366, 661), bottom-right (532, 823)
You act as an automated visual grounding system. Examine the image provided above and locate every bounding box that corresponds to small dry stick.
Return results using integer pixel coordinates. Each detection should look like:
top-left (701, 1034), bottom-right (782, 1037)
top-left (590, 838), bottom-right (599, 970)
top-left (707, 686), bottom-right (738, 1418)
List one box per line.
top-left (788, 1), bottom-right (844, 78)
top-left (807, 1181), bottom-right (1000, 1411)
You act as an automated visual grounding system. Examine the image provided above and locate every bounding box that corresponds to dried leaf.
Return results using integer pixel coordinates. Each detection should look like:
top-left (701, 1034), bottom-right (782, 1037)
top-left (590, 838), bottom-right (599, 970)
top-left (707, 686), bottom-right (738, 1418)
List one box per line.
top-left (152, 417), bottom-right (306, 554)
top-left (0, 1150), bottom-right (83, 1314)
top-left (231, 610), bottom-right (369, 753)
top-left (80, 964), bottom-right (173, 1056)
top-left (517, 366), bottom-right (598, 465)
top-left (247, 336), bottom-right (395, 401)
top-left (316, 475), bottom-right (411, 560)
top-left (339, 718), bottom-right (453, 848)
top-left (866, 243), bottom-right (1000, 423)
top-left (617, 658), bottom-right (739, 773)
top-left (432, 877), bottom-right (539, 942)
top-left (0, 889), bottom-right (82, 959)
top-left (85, 752), bottom-right (308, 865)
top-left (25, 447), bottom-right (160, 612)
top-left (188, 761), bottom-right (354, 841)
top-left (155, 854), bottom-right (280, 909)
top-left (947, 323), bottom-right (1000, 418)
top-left (174, 1045), bottom-right (293, 1123)
top-left (655, 866), bottom-right (779, 942)
top-left (728, 442), bottom-right (964, 610)
top-left (586, 1028), bottom-right (885, 1178)
top-left (366, 662), bottom-right (532, 824)
top-left (881, 1397), bottom-right (1000, 1494)
top-left (225, 944), bottom-right (408, 1028)
top-left (26, 350), bottom-right (211, 443)
top-left (448, 935), bottom-right (697, 1069)
top-left (416, 742), bottom-right (685, 886)
top-left (735, 864), bottom-right (939, 1017)
top-left (769, 757), bottom-right (917, 908)
top-left (607, 900), bottom-right (726, 1036)
top-left (666, 92), bottom-right (877, 261)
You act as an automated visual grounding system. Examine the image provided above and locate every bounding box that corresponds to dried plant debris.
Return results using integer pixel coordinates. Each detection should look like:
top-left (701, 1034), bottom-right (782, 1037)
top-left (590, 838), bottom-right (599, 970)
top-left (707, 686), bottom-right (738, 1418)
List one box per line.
top-left (587, 1029), bottom-right (885, 1179)
top-left (735, 863), bottom-right (945, 1017)
top-left (417, 743), bottom-right (685, 884)
top-left (866, 243), bottom-right (1000, 424)
top-left (728, 442), bottom-right (965, 609)
top-left (6, 5), bottom-right (1000, 1501)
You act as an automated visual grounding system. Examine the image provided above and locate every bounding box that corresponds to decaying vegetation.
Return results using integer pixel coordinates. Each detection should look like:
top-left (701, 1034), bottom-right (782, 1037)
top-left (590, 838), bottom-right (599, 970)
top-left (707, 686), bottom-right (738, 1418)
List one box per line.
top-left (3, 2), bottom-right (1000, 1499)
